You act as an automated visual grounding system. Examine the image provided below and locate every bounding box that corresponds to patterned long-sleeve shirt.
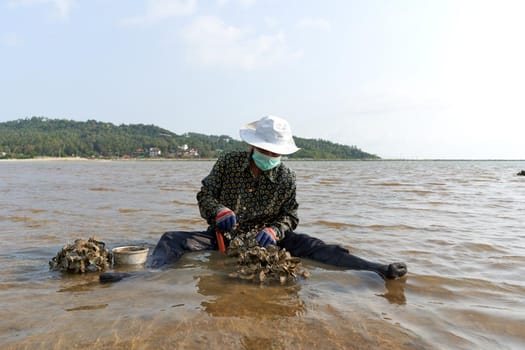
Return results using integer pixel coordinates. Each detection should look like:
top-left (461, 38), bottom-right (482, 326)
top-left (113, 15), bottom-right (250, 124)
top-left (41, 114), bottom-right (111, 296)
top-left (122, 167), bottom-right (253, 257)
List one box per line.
top-left (196, 150), bottom-right (299, 240)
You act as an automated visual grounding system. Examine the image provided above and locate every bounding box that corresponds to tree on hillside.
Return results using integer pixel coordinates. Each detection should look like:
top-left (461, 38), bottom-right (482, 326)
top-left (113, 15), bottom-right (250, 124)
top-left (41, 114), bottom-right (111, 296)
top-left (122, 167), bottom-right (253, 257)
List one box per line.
top-left (0, 117), bottom-right (380, 160)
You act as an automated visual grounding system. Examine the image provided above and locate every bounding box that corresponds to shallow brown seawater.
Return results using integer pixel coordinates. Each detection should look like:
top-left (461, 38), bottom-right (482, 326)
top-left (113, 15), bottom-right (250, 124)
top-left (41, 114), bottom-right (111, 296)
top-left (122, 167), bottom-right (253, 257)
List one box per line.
top-left (1, 159), bottom-right (524, 349)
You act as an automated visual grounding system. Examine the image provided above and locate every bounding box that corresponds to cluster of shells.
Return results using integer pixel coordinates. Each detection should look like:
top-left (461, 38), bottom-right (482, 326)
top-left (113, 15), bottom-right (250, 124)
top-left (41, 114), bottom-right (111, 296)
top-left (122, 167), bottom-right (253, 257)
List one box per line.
top-left (49, 237), bottom-right (112, 273)
top-left (225, 231), bottom-right (309, 284)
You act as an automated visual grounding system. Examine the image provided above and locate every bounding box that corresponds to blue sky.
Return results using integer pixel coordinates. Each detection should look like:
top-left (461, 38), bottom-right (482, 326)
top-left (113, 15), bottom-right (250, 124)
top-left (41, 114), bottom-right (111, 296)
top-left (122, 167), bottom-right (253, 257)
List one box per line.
top-left (1, 0), bottom-right (524, 159)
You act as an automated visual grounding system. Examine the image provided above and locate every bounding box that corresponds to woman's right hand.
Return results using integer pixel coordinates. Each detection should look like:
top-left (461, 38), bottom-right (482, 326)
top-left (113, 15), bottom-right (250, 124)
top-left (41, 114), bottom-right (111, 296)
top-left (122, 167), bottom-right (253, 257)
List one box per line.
top-left (215, 207), bottom-right (237, 232)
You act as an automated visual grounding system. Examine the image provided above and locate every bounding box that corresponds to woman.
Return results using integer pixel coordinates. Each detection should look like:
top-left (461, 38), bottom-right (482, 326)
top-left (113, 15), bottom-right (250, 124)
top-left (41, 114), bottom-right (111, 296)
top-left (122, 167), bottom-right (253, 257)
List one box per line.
top-left (150, 115), bottom-right (407, 280)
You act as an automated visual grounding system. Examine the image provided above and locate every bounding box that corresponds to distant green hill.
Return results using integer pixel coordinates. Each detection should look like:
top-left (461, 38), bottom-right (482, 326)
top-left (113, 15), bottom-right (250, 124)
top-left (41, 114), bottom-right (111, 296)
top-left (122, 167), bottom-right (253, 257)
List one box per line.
top-left (0, 117), bottom-right (380, 160)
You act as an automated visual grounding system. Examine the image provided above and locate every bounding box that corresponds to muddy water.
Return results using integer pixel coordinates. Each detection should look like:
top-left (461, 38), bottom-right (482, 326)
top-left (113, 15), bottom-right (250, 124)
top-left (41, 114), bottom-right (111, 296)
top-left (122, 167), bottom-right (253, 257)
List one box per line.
top-left (1, 159), bottom-right (524, 349)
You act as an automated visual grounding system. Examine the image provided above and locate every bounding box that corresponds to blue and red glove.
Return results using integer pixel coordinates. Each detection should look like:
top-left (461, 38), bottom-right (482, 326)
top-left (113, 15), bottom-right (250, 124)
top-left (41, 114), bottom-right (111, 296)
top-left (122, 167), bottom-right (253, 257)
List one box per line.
top-left (215, 207), bottom-right (236, 232)
top-left (255, 227), bottom-right (277, 248)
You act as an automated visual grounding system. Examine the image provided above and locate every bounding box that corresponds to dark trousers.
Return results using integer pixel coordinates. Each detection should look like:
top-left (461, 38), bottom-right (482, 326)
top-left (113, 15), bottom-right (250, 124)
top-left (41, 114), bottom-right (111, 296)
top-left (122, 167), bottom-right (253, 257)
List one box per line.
top-left (151, 230), bottom-right (386, 274)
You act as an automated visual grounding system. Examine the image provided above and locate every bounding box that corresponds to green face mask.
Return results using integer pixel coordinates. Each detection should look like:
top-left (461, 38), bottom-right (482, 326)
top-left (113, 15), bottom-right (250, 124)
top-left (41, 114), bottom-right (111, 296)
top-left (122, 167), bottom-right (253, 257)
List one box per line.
top-left (252, 149), bottom-right (281, 171)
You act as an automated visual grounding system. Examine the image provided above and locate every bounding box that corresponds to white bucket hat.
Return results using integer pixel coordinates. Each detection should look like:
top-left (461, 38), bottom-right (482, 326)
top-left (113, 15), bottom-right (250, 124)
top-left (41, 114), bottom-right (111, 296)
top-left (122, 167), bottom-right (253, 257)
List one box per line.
top-left (239, 115), bottom-right (300, 155)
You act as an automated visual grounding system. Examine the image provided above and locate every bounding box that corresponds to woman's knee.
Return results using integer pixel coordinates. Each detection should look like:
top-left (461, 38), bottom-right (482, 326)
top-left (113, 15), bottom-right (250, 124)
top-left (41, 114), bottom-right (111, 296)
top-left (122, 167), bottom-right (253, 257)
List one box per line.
top-left (279, 232), bottom-right (332, 257)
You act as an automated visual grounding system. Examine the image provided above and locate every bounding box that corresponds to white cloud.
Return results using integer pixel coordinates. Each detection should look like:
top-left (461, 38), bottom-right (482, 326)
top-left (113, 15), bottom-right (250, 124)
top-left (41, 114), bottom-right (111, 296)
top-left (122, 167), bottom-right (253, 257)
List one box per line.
top-left (296, 18), bottom-right (331, 32)
top-left (238, 0), bottom-right (256, 7)
top-left (8, 0), bottom-right (74, 19)
top-left (121, 0), bottom-right (196, 26)
top-left (216, 0), bottom-right (256, 7)
top-left (52, 0), bottom-right (71, 17)
top-left (180, 16), bottom-right (302, 70)
top-left (435, 0), bottom-right (525, 153)
top-left (1, 32), bottom-right (23, 47)
top-left (264, 16), bottom-right (279, 29)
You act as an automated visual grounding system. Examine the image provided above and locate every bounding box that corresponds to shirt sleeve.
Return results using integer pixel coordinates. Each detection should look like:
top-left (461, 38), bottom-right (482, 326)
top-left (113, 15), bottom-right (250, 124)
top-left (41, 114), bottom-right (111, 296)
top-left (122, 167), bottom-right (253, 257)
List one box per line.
top-left (196, 154), bottom-right (227, 225)
top-left (269, 172), bottom-right (299, 240)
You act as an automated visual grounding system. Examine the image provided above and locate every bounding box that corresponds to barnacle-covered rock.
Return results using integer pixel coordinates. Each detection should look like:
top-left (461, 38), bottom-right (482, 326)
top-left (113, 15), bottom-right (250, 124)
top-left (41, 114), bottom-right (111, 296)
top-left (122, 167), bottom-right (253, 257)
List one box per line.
top-left (226, 231), bottom-right (309, 284)
top-left (49, 237), bottom-right (112, 273)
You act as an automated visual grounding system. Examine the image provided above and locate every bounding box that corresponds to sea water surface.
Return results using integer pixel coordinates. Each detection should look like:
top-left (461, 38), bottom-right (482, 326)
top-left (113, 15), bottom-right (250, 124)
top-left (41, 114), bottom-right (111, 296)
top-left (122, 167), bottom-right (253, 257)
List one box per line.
top-left (0, 159), bottom-right (524, 349)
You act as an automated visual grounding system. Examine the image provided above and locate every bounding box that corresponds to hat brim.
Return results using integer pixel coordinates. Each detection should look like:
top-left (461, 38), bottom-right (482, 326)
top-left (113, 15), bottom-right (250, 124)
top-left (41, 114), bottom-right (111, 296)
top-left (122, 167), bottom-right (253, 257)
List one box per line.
top-left (240, 124), bottom-right (300, 155)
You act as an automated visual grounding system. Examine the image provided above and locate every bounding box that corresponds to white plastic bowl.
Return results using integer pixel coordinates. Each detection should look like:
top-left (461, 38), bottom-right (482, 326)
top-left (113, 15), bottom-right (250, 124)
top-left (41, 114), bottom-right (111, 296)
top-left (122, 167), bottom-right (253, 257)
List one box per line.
top-left (112, 246), bottom-right (149, 265)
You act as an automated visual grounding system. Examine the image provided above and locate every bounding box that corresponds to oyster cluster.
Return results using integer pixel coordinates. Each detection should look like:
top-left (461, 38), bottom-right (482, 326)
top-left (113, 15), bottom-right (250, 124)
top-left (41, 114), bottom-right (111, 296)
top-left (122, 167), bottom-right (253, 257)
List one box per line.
top-left (225, 231), bottom-right (309, 284)
top-left (49, 237), bottom-right (112, 273)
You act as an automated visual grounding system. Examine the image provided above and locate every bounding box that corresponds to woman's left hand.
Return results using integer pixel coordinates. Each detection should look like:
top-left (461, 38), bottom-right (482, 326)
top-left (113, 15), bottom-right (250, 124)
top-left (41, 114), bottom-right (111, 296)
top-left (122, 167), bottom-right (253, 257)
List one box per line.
top-left (255, 227), bottom-right (277, 247)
